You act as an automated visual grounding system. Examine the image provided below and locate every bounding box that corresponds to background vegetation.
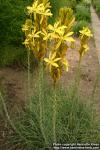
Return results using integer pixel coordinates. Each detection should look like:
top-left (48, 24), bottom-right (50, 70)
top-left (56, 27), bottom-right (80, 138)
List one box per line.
top-left (92, 0), bottom-right (100, 17)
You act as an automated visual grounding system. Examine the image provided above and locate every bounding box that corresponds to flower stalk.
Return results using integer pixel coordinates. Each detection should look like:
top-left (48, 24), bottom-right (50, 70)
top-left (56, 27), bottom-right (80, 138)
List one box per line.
top-left (52, 84), bottom-right (57, 143)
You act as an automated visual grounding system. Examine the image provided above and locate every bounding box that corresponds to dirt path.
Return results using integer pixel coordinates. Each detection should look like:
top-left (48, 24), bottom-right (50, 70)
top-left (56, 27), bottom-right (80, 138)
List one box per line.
top-left (91, 6), bottom-right (100, 64)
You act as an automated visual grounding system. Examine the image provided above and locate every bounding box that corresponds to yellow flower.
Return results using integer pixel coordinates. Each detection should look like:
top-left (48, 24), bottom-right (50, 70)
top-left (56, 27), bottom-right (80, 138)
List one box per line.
top-left (44, 52), bottom-right (61, 72)
top-left (41, 28), bottom-right (50, 40)
top-left (27, 27), bottom-right (41, 45)
top-left (79, 27), bottom-right (93, 38)
top-left (44, 0), bottom-right (51, 9)
top-left (22, 24), bottom-right (29, 32)
top-left (48, 22), bottom-right (74, 49)
top-left (31, 28), bottom-right (41, 38)
top-left (48, 21), bottom-right (67, 35)
top-left (27, 0), bottom-right (52, 18)
top-left (22, 19), bottom-right (32, 35)
top-left (27, 6), bottom-right (34, 15)
top-left (23, 39), bottom-right (30, 48)
top-left (55, 31), bottom-right (75, 49)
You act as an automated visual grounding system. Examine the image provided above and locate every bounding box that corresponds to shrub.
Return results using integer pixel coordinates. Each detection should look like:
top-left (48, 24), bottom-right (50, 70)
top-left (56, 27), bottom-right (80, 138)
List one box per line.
top-left (75, 4), bottom-right (91, 22)
top-left (0, 0), bottom-right (39, 67)
top-left (73, 21), bottom-right (89, 35)
top-left (0, 0), bottom-right (31, 45)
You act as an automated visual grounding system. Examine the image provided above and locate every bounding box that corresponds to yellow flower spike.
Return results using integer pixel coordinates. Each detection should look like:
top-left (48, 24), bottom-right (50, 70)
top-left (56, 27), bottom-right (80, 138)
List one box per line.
top-left (78, 27), bottom-right (93, 61)
top-left (58, 7), bottom-right (75, 32)
top-left (79, 27), bottom-right (93, 38)
top-left (27, 0), bottom-right (52, 18)
top-left (44, 52), bottom-right (61, 72)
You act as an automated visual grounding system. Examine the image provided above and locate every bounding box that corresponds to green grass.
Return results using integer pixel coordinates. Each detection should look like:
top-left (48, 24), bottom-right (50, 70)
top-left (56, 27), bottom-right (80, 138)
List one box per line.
top-left (1, 78), bottom-right (99, 150)
top-left (75, 4), bottom-right (91, 23)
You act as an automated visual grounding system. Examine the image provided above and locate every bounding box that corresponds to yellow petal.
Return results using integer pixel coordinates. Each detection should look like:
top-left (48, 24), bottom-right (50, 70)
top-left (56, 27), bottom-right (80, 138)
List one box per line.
top-left (44, 58), bottom-right (49, 63)
top-left (66, 32), bottom-right (74, 37)
top-left (54, 58), bottom-right (61, 62)
top-left (51, 62), bottom-right (59, 68)
top-left (51, 52), bottom-right (57, 59)
top-left (65, 37), bottom-right (75, 42)
top-left (48, 24), bottom-right (54, 31)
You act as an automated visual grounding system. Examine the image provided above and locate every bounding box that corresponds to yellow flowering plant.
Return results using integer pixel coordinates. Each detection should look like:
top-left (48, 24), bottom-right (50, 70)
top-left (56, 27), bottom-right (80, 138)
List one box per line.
top-left (22, 0), bottom-right (93, 144)
top-left (78, 27), bottom-right (93, 61)
top-left (42, 8), bottom-right (75, 83)
top-left (22, 0), bottom-right (92, 83)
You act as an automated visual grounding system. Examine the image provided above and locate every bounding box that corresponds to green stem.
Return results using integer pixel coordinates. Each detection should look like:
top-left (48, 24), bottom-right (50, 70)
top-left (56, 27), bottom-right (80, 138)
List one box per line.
top-left (27, 50), bottom-right (31, 106)
top-left (39, 61), bottom-right (43, 126)
top-left (38, 61), bottom-right (47, 146)
top-left (53, 84), bottom-right (57, 143)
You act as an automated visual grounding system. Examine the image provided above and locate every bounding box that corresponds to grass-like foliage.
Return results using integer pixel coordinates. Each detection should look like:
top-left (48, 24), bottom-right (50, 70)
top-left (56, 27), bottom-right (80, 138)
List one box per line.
top-left (3, 79), bottom-right (99, 150)
top-left (75, 4), bottom-right (91, 23)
